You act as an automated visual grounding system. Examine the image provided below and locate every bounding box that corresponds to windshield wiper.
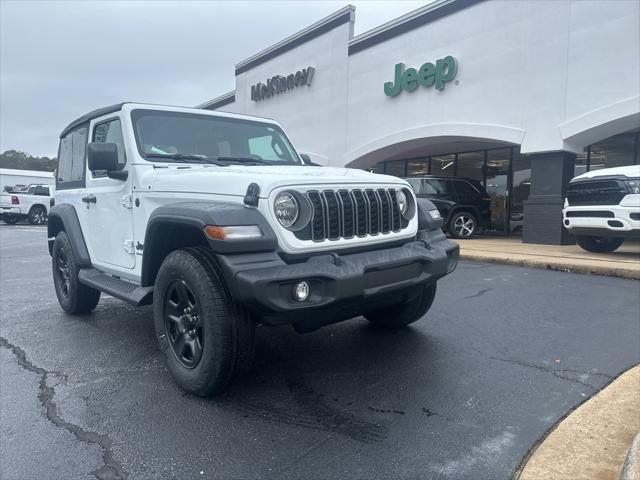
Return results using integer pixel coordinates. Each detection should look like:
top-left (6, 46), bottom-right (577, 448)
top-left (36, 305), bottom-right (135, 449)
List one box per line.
top-left (213, 156), bottom-right (272, 165)
top-left (146, 153), bottom-right (224, 165)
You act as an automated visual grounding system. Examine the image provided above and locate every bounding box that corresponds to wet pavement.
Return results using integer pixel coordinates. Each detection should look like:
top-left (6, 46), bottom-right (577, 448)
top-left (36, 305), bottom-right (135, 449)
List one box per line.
top-left (1, 224), bottom-right (639, 480)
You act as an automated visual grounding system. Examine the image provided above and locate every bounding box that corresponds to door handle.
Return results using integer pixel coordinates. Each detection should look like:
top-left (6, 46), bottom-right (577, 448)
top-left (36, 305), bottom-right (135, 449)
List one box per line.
top-left (82, 195), bottom-right (96, 204)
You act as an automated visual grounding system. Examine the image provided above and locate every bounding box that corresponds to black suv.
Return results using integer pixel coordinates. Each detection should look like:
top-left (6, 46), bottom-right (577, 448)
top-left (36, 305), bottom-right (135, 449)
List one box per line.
top-left (405, 176), bottom-right (491, 238)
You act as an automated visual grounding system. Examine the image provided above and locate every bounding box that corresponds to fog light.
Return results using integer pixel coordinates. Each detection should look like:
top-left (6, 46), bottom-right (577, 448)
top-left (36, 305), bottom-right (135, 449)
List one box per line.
top-left (293, 281), bottom-right (310, 302)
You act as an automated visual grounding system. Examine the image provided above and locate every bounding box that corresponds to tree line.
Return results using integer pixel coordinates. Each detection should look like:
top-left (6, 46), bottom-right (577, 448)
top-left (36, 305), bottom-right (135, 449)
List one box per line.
top-left (0, 150), bottom-right (57, 172)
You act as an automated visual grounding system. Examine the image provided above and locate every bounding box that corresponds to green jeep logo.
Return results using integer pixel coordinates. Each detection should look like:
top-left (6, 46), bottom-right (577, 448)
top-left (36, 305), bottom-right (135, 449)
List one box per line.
top-left (384, 56), bottom-right (457, 97)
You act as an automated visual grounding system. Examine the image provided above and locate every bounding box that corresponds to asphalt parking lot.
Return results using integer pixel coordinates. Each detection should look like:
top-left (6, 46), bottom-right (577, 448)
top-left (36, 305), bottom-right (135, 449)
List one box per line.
top-left (1, 224), bottom-right (639, 480)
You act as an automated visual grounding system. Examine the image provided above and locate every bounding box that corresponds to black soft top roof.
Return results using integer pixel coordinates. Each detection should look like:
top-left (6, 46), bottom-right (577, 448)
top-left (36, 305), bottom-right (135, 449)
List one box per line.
top-left (59, 103), bottom-right (127, 138)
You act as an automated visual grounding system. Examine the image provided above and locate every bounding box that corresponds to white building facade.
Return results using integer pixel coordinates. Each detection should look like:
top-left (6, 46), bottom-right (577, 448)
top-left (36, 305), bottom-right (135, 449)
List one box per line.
top-left (199, 0), bottom-right (640, 244)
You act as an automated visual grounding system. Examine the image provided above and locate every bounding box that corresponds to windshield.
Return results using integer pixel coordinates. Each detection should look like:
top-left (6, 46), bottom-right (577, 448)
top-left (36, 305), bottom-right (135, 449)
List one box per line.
top-left (131, 109), bottom-right (302, 165)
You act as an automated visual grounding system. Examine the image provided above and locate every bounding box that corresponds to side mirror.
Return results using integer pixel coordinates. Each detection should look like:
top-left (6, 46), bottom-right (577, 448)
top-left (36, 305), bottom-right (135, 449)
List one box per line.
top-left (87, 143), bottom-right (127, 180)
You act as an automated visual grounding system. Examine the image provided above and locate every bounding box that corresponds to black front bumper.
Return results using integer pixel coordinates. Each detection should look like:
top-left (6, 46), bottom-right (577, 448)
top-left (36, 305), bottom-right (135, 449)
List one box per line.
top-left (216, 230), bottom-right (459, 328)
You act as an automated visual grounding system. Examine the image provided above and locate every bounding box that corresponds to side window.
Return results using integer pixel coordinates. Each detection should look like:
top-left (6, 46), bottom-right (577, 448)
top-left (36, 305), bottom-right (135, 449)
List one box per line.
top-left (93, 119), bottom-right (126, 169)
top-left (424, 179), bottom-right (446, 194)
top-left (406, 178), bottom-right (421, 193)
top-left (453, 180), bottom-right (478, 195)
top-left (445, 180), bottom-right (457, 194)
top-left (57, 124), bottom-right (88, 187)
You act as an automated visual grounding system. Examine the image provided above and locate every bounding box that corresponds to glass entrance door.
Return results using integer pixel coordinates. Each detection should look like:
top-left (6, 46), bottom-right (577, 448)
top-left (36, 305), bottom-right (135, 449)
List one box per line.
top-left (510, 154), bottom-right (530, 235)
top-left (485, 149), bottom-right (511, 234)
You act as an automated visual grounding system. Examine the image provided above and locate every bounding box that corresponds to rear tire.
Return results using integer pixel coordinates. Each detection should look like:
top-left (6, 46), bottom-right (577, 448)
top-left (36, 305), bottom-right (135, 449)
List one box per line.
top-left (52, 231), bottom-right (101, 314)
top-left (364, 283), bottom-right (437, 328)
top-left (153, 247), bottom-right (256, 397)
top-left (576, 235), bottom-right (624, 253)
top-left (448, 211), bottom-right (477, 239)
top-left (28, 205), bottom-right (47, 225)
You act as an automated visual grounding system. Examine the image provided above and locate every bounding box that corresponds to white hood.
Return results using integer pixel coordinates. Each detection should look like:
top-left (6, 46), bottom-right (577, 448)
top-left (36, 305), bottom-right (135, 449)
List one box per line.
top-left (573, 165), bottom-right (640, 181)
top-left (136, 164), bottom-right (408, 197)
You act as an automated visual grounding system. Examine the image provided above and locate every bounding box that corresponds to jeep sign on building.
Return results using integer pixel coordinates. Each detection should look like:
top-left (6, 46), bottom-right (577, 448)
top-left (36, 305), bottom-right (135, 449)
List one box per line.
top-left (198, 0), bottom-right (640, 245)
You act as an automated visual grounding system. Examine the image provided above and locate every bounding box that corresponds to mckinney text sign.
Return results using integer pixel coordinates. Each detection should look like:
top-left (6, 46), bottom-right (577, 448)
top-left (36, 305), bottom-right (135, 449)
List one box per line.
top-left (250, 67), bottom-right (315, 102)
top-left (384, 56), bottom-right (457, 97)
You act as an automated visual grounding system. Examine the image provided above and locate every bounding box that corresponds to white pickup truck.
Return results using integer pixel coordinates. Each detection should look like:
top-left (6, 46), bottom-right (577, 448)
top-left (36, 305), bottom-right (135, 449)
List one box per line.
top-left (0, 184), bottom-right (52, 224)
top-left (48, 102), bottom-right (459, 396)
top-left (563, 165), bottom-right (640, 252)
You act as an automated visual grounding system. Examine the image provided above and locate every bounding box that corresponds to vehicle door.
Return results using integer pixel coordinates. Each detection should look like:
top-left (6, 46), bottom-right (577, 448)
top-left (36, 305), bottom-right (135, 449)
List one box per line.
top-left (76, 115), bottom-right (135, 269)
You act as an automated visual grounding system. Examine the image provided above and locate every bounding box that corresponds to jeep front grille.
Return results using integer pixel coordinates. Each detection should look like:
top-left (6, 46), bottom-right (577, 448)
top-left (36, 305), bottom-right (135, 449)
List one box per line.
top-left (566, 180), bottom-right (626, 206)
top-left (294, 188), bottom-right (407, 241)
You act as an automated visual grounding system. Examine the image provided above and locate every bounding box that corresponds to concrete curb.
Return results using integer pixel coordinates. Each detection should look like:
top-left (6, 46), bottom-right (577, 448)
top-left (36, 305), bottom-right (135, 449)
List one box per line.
top-left (516, 366), bottom-right (640, 480)
top-left (459, 252), bottom-right (640, 280)
top-left (620, 432), bottom-right (640, 480)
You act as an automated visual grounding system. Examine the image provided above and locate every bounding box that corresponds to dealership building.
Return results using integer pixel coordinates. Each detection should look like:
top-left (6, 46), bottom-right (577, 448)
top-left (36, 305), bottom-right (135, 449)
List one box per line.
top-left (198, 0), bottom-right (640, 244)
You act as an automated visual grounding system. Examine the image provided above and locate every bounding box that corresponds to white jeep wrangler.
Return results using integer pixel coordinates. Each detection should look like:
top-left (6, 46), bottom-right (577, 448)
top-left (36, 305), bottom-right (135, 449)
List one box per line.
top-left (48, 103), bottom-right (458, 396)
top-left (563, 165), bottom-right (640, 252)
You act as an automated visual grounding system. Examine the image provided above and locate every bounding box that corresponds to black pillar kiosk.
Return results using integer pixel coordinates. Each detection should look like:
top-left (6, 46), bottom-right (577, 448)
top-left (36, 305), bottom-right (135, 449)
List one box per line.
top-left (523, 151), bottom-right (576, 245)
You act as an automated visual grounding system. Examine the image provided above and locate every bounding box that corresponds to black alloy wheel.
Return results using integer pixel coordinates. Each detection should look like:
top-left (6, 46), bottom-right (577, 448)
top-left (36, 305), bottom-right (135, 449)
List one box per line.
top-left (51, 230), bottom-right (101, 314)
top-left (164, 279), bottom-right (204, 369)
top-left (56, 246), bottom-right (71, 297)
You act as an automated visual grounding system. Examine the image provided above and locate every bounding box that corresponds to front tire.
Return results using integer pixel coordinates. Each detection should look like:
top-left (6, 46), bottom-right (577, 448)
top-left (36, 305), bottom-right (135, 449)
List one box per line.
top-left (364, 283), bottom-right (437, 328)
top-left (153, 247), bottom-right (256, 397)
top-left (448, 211), bottom-right (477, 239)
top-left (28, 205), bottom-right (47, 225)
top-left (576, 235), bottom-right (624, 253)
top-left (52, 231), bottom-right (101, 314)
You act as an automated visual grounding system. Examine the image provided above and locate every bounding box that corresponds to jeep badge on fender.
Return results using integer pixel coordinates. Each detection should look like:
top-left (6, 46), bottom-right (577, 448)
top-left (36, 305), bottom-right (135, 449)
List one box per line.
top-left (48, 103), bottom-right (459, 397)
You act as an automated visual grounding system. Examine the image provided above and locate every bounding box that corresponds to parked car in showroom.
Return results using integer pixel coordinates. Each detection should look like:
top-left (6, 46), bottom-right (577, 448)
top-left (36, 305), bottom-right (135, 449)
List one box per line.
top-left (48, 103), bottom-right (459, 396)
top-left (563, 165), bottom-right (640, 252)
top-left (405, 176), bottom-right (491, 239)
top-left (0, 183), bottom-right (52, 224)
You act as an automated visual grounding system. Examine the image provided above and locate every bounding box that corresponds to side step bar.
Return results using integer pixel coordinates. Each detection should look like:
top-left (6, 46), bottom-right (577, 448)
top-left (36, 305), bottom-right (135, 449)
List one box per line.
top-left (78, 268), bottom-right (153, 306)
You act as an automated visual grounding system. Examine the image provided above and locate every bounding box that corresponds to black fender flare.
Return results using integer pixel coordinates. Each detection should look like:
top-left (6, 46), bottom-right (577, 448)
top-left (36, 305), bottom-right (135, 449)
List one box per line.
top-left (47, 204), bottom-right (91, 267)
top-left (141, 202), bottom-right (278, 287)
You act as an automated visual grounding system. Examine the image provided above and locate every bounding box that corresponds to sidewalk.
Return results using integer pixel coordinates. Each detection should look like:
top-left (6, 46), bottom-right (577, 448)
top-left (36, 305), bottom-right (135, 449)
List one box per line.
top-left (517, 365), bottom-right (640, 480)
top-left (457, 237), bottom-right (640, 280)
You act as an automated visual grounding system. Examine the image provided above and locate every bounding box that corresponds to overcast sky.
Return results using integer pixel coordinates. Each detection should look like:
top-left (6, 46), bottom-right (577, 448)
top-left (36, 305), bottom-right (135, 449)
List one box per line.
top-left (1, 0), bottom-right (428, 157)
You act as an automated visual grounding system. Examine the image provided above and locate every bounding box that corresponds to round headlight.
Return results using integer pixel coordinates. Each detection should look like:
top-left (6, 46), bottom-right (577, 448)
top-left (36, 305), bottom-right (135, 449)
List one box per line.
top-left (397, 189), bottom-right (409, 216)
top-left (274, 191), bottom-right (299, 228)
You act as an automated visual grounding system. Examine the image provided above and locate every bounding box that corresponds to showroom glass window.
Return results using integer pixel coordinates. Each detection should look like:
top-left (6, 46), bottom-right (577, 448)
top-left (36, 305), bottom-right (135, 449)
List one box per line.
top-left (588, 130), bottom-right (638, 171)
top-left (384, 161), bottom-right (406, 177)
top-left (578, 129), bottom-right (639, 174)
top-left (431, 154), bottom-right (456, 177)
top-left (457, 151), bottom-right (485, 184)
top-left (407, 158), bottom-right (429, 176)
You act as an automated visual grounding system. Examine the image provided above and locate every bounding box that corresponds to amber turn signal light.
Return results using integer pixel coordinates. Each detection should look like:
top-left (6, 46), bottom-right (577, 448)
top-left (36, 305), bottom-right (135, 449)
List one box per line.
top-left (204, 225), bottom-right (262, 240)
